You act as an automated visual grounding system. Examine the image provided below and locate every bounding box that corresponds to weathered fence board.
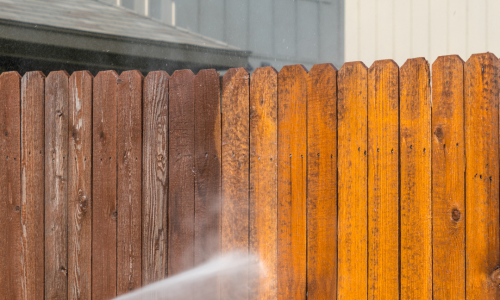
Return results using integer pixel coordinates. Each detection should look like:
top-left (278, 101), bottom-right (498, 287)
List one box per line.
top-left (21, 71), bottom-right (45, 300)
top-left (0, 71), bottom-right (22, 299)
top-left (306, 63), bottom-right (337, 300)
top-left (142, 71), bottom-right (169, 285)
top-left (117, 70), bottom-right (143, 295)
top-left (221, 67), bottom-right (250, 300)
top-left (249, 66), bottom-right (278, 300)
top-left (431, 55), bottom-right (465, 300)
top-left (45, 71), bottom-right (69, 300)
top-left (465, 53), bottom-right (500, 299)
top-left (2, 53), bottom-right (500, 300)
top-left (367, 60), bottom-right (399, 300)
top-left (92, 70), bottom-right (118, 300)
top-left (68, 71), bottom-right (93, 300)
top-left (277, 65), bottom-right (307, 300)
top-left (194, 69), bottom-right (221, 266)
top-left (168, 70), bottom-right (196, 276)
top-left (337, 61), bottom-right (368, 300)
top-left (400, 58), bottom-right (432, 300)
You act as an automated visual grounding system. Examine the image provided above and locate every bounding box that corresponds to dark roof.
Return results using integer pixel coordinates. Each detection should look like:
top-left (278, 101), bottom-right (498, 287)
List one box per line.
top-left (0, 0), bottom-right (250, 73)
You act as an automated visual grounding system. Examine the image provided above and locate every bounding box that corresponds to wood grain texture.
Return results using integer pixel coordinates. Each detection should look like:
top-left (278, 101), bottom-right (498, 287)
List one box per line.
top-left (68, 71), bottom-right (93, 300)
top-left (277, 65), bottom-right (307, 300)
top-left (194, 69), bottom-right (221, 265)
top-left (306, 63), bottom-right (337, 300)
top-left (168, 70), bottom-right (195, 276)
top-left (337, 61), bottom-right (368, 300)
top-left (117, 71), bottom-right (143, 295)
top-left (45, 71), bottom-right (69, 300)
top-left (431, 55), bottom-right (465, 300)
top-left (0, 71), bottom-right (22, 299)
top-left (142, 71), bottom-right (169, 284)
top-left (400, 58), bottom-right (432, 300)
top-left (465, 53), bottom-right (500, 299)
top-left (249, 66), bottom-right (278, 300)
top-left (92, 70), bottom-right (118, 300)
top-left (21, 71), bottom-right (45, 300)
top-left (221, 67), bottom-right (250, 300)
top-left (367, 60), bottom-right (399, 300)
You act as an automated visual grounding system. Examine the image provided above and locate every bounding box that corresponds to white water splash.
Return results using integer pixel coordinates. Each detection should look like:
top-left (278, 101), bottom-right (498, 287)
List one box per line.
top-left (114, 252), bottom-right (264, 300)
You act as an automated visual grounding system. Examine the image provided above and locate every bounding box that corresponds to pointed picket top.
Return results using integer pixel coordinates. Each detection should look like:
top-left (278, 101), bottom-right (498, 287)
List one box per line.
top-left (119, 70), bottom-right (144, 80)
top-left (0, 70), bottom-right (21, 80)
top-left (70, 70), bottom-right (94, 80)
top-left (95, 70), bottom-right (118, 79)
top-left (252, 66), bottom-right (278, 78)
top-left (223, 67), bottom-right (249, 87)
top-left (196, 68), bottom-right (218, 78)
top-left (310, 63), bottom-right (338, 74)
top-left (369, 59), bottom-right (399, 70)
top-left (466, 52), bottom-right (498, 65)
top-left (145, 70), bottom-right (170, 80)
top-left (401, 57), bottom-right (429, 71)
top-left (432, 54), bottom-right (464, 69)
top-left (339, 61), bottom-right (368, 73)
top-left (171, 69), bottom-right (195, 79)
top-left (279, 64), bottom-right (308, 82)
top-left (47, 70), bottom-right (70, 79)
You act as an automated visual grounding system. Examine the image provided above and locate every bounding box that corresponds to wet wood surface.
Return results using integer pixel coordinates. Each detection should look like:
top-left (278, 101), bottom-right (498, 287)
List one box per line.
top-left (306, 63), bottom-right (337, 300)
top-left (249, 66), bottom-right (278, 300)
top-left (277, 65), bottom-right (308, 300)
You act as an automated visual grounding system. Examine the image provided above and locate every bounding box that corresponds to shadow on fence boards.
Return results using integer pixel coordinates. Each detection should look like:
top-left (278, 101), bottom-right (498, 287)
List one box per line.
top-left (0, 53), bottom-right (499, 299)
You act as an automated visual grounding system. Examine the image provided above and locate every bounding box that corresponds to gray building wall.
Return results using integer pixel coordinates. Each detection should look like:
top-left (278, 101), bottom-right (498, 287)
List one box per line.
top-left (100, 0), bottom-right (345, 71)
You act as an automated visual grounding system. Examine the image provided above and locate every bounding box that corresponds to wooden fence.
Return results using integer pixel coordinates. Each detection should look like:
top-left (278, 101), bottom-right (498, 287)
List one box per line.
top-left (0, 53), bottom-right (499, 300)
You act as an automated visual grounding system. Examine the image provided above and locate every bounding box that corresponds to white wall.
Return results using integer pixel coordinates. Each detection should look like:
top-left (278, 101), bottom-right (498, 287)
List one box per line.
top-left (345, 0), bottom-right (500, 67)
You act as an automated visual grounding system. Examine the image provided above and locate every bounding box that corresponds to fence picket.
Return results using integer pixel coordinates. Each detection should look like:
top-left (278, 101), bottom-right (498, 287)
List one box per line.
top-left (431, 55), bottom-right (465, 300)
top-left (168, 70), bottom-right (196, 276)
top-left (306, 63), bottom-right (338, 300)
top-left (45, 71), bottom-right (69, 300)
top-left (0, 71), bottom-right (22, 299)
top-left (249, 66), bottom-right (278, 300)
top-left (277, 65), bottom-right (308, 300)
top-left (465, 53), bottom-right (500, 299)
top-left (400, 58), bottom-right (432, 300)
top-left (367, 60), bottom-right (399, 300)
top-left (117, 70), bottom-right (143, 295)
top-left (221, 67), bottom-right (250, 300)
top-left (194, 69), bottom-right (221, 267)
top-left (68, 71), bottom-right (93, 300)
top-left (92, 70), bottom-right (118, 300)
top-left (142, 71), bottom-right (169, 284)
top-left (21, 71), bottom-right (46, 300)
top-left (337, 61), bottom-right (368, 300)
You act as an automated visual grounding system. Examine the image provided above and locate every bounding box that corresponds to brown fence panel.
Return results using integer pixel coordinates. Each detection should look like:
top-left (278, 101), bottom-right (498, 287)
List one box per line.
top-left (194, 69), bottom-right (221, 268)
top-left (68, 71), bottom-right (93, 300)
top-left (221, 67), bottom-right (250, 300)
top-left (142, 71), bottom-right (169, 284)
top-left (337, 62), bottom-right (368, 300)
top-left (92, 70), bottom-right (118, 300)
top-left (277, 65), bottom-right (307, 300)
top-left (21, 71), bottom-right (46, 300)
top-left (400, 58), bottom-right (432, 300)
top-left (0, 72), bottom-right (22, 299)
top-left (431, 55), bottom-right (465, 300)
top-left (367, 60), bottom-right (399, 300)
top-left (45, 71), bottom-right (69, 299)
top-left (117, 71), bottom-right (143, 295)
top-left (306, 63), bottom-right (337, 300)
top-left (465, 53), bottom-right (500, 299)
top-left (168, 70), bottom-right (196, 276)
top-left (249, 66), bottom-right (278, 300)
top-left (21, 71), bottom-right (46, 298)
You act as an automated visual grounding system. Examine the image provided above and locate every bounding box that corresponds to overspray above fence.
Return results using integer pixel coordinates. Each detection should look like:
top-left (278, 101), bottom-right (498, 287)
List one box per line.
top-left (0, 53), bottom-right (499, 300)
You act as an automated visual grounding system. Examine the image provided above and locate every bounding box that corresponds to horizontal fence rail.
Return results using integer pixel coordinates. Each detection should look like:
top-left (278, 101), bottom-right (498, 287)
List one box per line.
top-left (0, 53), bottom-right (499, 299)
